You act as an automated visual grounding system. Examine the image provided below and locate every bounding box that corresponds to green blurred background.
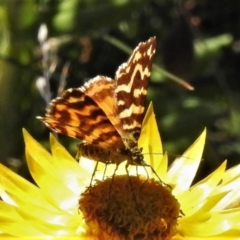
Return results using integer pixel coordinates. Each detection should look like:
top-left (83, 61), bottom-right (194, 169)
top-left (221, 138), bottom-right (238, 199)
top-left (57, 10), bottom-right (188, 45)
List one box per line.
top-left (0, 0), bottom-right (240, 182)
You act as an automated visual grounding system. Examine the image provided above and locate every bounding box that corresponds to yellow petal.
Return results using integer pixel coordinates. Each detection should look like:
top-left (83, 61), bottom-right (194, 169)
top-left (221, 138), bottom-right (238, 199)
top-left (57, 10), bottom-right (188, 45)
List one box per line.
top-left (0, 221), bottom-right (50, 237)
top-left (139, 102), bottom-right (163, 163)
top-left (178, 161), bottom-right (227, 215)
top-left (156, 153), bottom-right (168, 181)
top-left (139, 102), bottom-right (167, 178)
top-left (167, 128), bottom-right (206, 194)
top-left (0, 163), bottom-right (50, 209)
top-left (0, 201), bottom-right (23, 221)
top-left (211, 185), bottom-right (240, 210)
top-left (219, 163), bottom-right (240, 185)
top-left (179, 208), bottom-right (240, 237)
top-left (49, 133), bottom-right (87, 193)
top-left (23, 129), bottom-right (79, 211)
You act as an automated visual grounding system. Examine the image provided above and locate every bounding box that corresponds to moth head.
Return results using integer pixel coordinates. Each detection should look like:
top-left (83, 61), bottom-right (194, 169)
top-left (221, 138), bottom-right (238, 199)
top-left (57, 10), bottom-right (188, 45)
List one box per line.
top-left (130, 147), bottom-right (146, 166)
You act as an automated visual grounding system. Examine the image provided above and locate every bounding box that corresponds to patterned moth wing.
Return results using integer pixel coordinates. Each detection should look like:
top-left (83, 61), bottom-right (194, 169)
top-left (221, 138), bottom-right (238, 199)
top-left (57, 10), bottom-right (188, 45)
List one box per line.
top-left (82, 37), bottom-right (156, 150)
top-left (38, 37), bottom-right (156, 167)
top-left (115, 37), bottom-right (156, 148)
top-left (80, 75), bottom-right (124, 136)
top-left (38, 82), bottom-right (124, 150)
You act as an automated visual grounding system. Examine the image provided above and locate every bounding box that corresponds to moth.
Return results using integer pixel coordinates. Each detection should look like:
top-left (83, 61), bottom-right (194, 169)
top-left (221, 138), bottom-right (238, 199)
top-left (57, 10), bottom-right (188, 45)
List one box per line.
top-left (38, 37), bottom-right (156, 173)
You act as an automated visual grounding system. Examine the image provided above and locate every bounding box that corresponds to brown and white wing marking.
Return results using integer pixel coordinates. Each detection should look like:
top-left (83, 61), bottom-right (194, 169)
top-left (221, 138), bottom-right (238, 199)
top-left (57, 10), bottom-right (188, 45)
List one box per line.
top-left (38, 84), bottom-right (124, 149)
top-left (115, 37), bottom-right (156, 142)
top-left (81, 76), bottom-right (124, 137)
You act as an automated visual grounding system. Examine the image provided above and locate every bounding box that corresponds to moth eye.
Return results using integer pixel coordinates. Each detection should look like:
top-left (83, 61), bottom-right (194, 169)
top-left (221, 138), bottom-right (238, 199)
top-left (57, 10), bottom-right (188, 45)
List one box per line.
top-left (133, 131), bottom-right (140, 140)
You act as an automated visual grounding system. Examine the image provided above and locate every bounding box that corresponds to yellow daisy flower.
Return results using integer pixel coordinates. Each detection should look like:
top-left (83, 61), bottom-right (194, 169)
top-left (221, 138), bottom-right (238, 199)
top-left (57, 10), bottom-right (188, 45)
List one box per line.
top-left (0, 103), bottom-right (240, 239)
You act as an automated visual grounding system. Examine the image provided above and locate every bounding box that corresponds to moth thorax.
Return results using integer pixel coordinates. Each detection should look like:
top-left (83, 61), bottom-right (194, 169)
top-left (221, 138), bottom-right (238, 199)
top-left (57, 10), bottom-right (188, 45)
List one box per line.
top-left (77, 143), bottom-right (127, 166)
top-left (122, 134), bottom-right (139, 149)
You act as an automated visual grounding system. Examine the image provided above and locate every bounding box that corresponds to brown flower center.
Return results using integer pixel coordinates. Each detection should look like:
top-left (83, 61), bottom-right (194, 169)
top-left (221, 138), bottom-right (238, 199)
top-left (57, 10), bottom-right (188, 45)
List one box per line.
top-left (79, 175), bottom-right (180, 240)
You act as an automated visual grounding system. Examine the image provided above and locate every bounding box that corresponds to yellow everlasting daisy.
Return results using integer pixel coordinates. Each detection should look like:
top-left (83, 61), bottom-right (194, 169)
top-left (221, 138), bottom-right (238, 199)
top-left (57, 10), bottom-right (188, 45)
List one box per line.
top-left (0, 103), bottom-right (240, 239)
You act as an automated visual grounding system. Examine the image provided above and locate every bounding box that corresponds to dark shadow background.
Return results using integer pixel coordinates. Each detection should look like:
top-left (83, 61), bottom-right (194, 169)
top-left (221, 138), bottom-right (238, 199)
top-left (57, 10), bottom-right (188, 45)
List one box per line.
top-left (0, 0), bottom-right (240, 183)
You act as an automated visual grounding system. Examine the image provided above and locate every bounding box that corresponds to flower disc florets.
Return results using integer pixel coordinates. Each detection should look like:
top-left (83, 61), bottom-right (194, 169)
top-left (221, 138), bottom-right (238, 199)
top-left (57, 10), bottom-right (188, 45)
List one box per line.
top-left (79, 175), bottom-right (180, 240)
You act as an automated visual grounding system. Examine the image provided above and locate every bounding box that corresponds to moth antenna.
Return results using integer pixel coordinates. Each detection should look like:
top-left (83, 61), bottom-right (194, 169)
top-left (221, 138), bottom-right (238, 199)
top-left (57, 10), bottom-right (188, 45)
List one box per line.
top-left (143, 152), bottom-right (204, 161)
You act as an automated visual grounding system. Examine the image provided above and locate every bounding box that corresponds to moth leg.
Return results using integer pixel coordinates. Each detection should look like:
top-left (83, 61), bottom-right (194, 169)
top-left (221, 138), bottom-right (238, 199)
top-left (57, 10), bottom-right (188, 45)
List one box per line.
top-left (140, 165), bottom-right (150, 189)
top-left (106, 163), bottom-right (119, 213)
top-left (125, 163), bottom-right (142, 216)
top-left (89, 160), bottom-right (99, 187)
top-left (102, 163), bottom-right (108, 181)
top-left (145, 164), bottom-right (172, 189)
